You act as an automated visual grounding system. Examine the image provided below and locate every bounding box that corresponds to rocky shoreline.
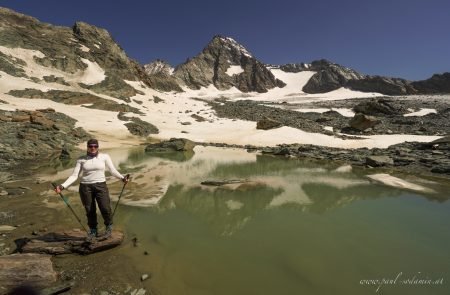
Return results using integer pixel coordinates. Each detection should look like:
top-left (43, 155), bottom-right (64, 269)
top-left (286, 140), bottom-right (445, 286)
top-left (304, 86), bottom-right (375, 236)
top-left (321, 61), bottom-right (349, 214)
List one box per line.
top-left (196, 95), bottom-right (450, 178)
top-left (196, 138), bottom-right (450, 179)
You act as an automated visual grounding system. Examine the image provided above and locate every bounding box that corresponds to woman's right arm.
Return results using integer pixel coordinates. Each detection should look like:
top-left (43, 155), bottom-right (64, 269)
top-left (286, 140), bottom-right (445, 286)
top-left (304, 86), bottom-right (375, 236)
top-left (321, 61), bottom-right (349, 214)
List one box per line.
top-left (59, 160), bottom-right (82, 189)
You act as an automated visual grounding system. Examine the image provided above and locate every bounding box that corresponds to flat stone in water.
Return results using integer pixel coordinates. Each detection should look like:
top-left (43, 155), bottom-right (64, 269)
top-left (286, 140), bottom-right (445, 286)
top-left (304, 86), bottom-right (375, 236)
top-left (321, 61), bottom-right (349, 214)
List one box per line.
top-left (18, 230), bottom-right (124, 255)
top-left (0, 225), bottom-right (17, 232)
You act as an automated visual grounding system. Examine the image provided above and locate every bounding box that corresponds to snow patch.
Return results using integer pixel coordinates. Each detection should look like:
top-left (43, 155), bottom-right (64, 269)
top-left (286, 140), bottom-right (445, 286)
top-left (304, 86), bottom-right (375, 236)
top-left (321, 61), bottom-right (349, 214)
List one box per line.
top-left (291, 107), bottom-right (355, 117)
top-left (0, 46), bottom-right (105, 85)
top-left (269, 69), bottom-right (316, 93)
top-left (226, 65), bottom-right (244, 76)
top-left (79, 44), bottom-right (90, 52)
top-left (75, 58), bottom-right (106, 85)
top-left (404, 108), bottom-right (437, 117)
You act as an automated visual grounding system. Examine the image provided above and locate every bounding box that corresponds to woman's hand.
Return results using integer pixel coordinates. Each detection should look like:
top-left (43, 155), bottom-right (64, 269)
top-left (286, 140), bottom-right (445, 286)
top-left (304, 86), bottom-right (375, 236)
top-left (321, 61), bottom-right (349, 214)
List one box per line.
top-left (122, 174), bottom-right (130, 184)
top-left (54, 185), bottom-right (64, 194)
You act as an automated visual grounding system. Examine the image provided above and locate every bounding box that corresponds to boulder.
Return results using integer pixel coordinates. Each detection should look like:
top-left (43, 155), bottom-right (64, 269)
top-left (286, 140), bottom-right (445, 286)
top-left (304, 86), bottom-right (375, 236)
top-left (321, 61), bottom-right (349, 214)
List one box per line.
top-left (430, 162), bottom-right (450, 174)
top-left (353, 99), bottom-right (404, 116)
top-left (349, 113), bottom-right (380, 131)
top-left (419, 136), bottom-right (450, 150)
top-left (145, 138), bottom-right (196, 153)
top-left (256, 117), bottom-right (282, 130)
top-left (0, 253), bottom-right (57, 288)
top-left (366, 156), bottom-right (394, 167)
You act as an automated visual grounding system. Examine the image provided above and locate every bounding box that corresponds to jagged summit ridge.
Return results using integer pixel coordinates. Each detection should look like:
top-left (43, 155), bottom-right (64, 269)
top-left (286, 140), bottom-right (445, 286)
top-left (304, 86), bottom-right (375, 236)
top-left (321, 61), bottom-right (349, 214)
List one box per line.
top-left (214, 35), bottom-right (253, 58)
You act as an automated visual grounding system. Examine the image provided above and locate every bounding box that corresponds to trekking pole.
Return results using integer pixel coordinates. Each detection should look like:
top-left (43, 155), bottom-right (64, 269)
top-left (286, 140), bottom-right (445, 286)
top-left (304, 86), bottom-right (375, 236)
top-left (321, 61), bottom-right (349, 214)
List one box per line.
top-left (112, 174), bottom-right (130, 219)
top-left (51, 183), bottom-right (88, 233)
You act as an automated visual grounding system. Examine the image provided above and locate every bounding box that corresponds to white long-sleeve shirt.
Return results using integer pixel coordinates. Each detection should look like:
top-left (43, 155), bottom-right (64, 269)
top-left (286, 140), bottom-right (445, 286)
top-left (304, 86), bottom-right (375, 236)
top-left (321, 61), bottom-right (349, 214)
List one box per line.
top-left (61, 153), bottom-right (124, 188)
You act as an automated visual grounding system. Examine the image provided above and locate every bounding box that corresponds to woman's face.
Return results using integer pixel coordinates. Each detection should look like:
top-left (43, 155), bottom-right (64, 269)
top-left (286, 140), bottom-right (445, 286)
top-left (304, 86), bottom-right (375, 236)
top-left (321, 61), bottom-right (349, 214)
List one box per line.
top-left (87, 143), bottom-right (98, 152)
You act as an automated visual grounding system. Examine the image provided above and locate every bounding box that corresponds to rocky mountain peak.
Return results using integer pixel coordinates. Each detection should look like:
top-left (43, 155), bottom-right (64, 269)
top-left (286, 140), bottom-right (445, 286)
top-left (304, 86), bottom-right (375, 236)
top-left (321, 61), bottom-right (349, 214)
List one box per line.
top-left (208, 35), bottom-right (253, 58)
top-left (173, 35), bottom-right (285, 92)
top-left (144, 59), bottom-right (174, 76)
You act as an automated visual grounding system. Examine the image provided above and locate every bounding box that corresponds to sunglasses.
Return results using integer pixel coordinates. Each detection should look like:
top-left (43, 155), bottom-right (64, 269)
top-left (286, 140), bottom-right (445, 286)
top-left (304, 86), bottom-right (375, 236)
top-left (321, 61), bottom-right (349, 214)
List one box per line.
top-left (88, 145), bottom-right (98, 148)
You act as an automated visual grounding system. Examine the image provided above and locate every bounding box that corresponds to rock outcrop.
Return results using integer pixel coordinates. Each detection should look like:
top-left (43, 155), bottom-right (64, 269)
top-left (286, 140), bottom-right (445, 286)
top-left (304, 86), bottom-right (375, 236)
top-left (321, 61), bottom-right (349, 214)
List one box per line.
top-left (302, 59), bottom-right (365, 93)
top-left (346, 76), bottom-right (416, 95)
top-left (0, 108), bottom-right (90, 170)
top-left (173, 35), bottom-right (285, 93)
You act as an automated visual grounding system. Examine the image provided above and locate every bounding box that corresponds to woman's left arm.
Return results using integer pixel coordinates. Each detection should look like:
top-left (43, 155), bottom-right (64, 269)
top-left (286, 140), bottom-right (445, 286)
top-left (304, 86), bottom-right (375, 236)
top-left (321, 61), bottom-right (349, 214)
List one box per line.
top-left (104, 154), bottom-right (125, 180)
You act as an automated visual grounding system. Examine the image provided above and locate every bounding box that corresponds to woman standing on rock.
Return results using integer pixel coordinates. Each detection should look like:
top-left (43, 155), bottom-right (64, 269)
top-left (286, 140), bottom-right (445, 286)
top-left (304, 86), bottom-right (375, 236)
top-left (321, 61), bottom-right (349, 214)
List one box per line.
top-left (54, 139), bottom-right (129, 240)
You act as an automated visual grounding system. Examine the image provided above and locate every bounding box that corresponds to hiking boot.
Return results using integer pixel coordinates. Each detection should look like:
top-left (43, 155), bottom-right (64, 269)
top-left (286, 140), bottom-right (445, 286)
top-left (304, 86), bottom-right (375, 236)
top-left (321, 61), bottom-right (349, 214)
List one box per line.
top-left (86, 228), bottom-right (97, 242)
top-left (104, 224), bottom-right (113, 239)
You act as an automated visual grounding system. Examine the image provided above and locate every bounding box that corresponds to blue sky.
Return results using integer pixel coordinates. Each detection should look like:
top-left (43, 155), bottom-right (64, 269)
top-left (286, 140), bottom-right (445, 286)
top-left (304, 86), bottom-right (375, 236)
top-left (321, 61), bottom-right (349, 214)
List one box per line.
top-left (1, 0), bottom-right (449, 80)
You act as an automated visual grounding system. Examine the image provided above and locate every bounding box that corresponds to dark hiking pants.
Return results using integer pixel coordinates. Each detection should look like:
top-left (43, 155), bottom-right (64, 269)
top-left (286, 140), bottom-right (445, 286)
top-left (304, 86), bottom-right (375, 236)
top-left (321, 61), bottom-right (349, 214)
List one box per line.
top-left (79, 182), bottom-right (113, 229)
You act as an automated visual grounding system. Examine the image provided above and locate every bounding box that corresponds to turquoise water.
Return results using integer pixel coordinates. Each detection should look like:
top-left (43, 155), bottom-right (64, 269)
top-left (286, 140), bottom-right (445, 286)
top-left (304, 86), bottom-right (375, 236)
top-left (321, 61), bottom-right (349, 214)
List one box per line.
top-left (108, 147), bottom-right (449, 295)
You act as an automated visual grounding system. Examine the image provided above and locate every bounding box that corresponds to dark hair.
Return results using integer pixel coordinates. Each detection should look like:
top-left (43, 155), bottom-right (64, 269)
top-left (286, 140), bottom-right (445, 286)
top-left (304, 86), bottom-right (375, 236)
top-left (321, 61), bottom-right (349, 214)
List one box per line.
top-left (87, 139), bottom-right (99, 146)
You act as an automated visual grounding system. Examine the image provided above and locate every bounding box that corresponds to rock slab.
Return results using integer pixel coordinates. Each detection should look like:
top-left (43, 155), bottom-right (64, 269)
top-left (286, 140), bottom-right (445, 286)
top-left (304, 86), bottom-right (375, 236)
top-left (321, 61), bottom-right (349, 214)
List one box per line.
top-left (18, 230), bottom-right (124, 255)
top-left (0, 253), bottom-right (57, 289)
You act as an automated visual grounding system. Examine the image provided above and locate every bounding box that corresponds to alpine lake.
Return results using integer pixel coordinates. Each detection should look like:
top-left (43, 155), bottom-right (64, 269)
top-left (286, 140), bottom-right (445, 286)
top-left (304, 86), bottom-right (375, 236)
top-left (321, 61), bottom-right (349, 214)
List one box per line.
top-left (1, 145), bottom-right (449, 294)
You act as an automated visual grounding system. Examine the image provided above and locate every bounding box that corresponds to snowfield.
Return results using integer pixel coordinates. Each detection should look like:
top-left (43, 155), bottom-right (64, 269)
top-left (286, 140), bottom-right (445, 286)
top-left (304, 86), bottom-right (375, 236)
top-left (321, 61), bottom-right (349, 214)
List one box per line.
top-left (0, 46), bottom-right (442, 149)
